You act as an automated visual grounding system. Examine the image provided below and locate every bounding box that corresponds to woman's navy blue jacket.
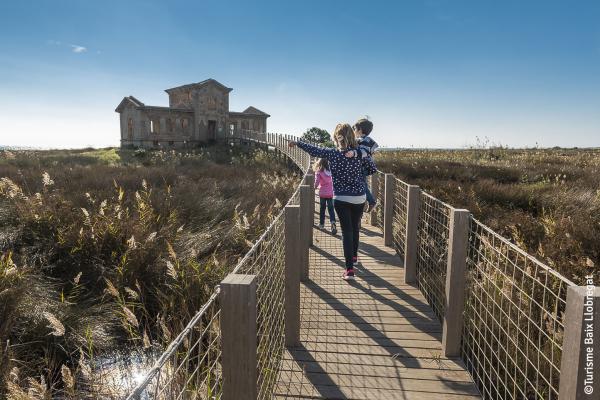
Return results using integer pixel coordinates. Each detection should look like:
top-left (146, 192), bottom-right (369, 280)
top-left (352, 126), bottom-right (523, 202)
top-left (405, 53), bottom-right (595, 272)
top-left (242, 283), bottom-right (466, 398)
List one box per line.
top-left (297, 141), bottom-right (378, 196)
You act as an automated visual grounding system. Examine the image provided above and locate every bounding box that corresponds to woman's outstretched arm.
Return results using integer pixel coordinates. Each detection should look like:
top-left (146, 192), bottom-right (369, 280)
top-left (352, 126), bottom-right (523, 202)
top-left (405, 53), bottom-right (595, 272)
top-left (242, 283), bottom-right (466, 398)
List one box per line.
top-left (289, 141), bottom-right (335, 159)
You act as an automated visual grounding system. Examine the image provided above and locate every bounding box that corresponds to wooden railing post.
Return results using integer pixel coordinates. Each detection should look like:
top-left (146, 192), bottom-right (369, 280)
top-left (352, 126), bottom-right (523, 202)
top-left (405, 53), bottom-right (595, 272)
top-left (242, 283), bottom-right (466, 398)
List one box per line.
top-left (369, 174), bottom-right (380, 226)
top-left (299, 185), bottom-right (311, 281)
top-left (383, 174), bottom-right (395, 246)
top-left (559, 285), bottom-right (600, 400)
top-left (442, 208), bottom-right (470, 357)
top-left (284, 205), bottom-right (301, 346)
top-left (305, 174), bottom-right (315, 245)
top-left (220, 274), bottom-right (257, 400)
top-left (404, 185), bottom-right (421, 284)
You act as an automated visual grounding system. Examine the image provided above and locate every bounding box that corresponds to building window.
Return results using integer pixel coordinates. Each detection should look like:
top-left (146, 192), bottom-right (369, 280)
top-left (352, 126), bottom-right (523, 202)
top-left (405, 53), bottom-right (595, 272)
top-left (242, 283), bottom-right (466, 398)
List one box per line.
top-left (167, 118), bottom-right (173, 133)
top-left (181, 118), bottom-right (189, 131)
top-left (151, 119), bottom-right (160, 134)
top-left (207, 96), bottom-right (217, 110)
top-left (127, 118), bottom-right (134, 139)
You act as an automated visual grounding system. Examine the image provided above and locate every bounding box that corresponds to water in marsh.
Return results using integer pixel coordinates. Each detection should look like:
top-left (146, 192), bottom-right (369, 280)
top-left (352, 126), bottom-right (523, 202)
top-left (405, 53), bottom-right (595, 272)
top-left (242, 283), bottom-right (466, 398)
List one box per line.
top-left (81, 349), bottom-right (159, 399)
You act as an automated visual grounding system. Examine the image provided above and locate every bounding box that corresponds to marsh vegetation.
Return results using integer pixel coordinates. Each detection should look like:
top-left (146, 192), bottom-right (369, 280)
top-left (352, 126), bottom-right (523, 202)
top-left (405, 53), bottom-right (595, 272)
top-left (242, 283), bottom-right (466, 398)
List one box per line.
top-left (0, 145), bottom-right (299, 398)
top-left (377, 145), bottom-right (600, 284)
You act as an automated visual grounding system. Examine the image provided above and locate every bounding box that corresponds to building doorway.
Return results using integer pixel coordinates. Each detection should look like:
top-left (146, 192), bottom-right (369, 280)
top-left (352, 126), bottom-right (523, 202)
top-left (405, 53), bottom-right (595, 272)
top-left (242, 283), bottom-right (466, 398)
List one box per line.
top-left (207, 120), bottom-right (216, 141)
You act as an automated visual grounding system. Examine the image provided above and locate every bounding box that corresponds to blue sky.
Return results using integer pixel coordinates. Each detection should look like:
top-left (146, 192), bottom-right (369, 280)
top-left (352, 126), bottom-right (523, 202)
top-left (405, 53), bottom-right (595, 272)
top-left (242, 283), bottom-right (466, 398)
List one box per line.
top-left (0, 0), bottom-right (599, 148)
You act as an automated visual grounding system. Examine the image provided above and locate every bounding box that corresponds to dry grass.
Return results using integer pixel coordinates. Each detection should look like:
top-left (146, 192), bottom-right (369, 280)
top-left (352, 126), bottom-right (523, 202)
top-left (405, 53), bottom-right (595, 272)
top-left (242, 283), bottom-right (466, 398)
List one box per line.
top-left (376, 146), bottom-right (600, 284)
top-left (0, 144), bottom-right (299, 397)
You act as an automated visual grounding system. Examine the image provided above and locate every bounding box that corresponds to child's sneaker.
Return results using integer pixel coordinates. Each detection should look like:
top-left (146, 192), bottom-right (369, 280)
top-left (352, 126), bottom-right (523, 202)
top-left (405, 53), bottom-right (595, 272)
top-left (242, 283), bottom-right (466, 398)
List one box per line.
top-left (331, 222), bottom-right (337, 235)
top-left (343, 269), bottom-right (355, 281)
top-left (318, 224), bottom-right (324, 229)
top-left (352, 256), bottom-right (359, 267)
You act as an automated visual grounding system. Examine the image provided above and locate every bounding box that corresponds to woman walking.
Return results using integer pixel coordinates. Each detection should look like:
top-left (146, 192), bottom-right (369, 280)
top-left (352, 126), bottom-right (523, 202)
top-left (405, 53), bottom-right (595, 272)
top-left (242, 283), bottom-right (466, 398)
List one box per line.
top-left (289, 123), bottom-right (377, 280)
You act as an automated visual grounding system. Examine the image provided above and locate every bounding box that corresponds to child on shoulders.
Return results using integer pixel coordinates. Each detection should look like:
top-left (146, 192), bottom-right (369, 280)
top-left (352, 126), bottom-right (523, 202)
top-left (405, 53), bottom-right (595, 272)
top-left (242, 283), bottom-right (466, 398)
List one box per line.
top-left (345, 118), bottom-right (379, 211)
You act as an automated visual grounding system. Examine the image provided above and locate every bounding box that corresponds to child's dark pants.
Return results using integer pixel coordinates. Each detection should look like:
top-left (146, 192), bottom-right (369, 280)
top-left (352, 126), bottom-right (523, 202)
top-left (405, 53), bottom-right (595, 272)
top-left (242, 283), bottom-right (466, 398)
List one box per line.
top-left (319, 197), bottom-right (335, 225)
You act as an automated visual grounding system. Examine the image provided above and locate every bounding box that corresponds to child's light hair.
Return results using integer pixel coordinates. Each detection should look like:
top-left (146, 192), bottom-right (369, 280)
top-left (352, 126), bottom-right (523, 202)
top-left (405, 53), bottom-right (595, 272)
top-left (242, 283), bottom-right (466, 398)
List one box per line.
top-left (313, 158), bottom-right (329, 172)
top-left (333, 123), bottom-right (357, 150)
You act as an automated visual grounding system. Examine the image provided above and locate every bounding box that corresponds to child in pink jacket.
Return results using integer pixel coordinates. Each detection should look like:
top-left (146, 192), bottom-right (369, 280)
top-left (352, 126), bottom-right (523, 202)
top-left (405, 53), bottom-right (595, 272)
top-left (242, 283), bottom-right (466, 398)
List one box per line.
top-left (314, 158), bottom-right (337, 235)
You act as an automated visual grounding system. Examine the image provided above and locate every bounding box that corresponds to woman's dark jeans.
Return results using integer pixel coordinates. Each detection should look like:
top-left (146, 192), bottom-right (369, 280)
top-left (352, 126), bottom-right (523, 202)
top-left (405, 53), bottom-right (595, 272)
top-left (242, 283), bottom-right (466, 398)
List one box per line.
top-left (333, 200), bottom-right (364, 269)
top-left (319, 197), bottom-right (336, 225)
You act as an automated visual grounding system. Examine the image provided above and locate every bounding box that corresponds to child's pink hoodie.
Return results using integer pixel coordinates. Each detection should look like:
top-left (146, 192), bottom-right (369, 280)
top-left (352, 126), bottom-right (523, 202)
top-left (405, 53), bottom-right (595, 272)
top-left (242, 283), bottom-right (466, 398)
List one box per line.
top-left (315, 169), bottom-right (334, 198)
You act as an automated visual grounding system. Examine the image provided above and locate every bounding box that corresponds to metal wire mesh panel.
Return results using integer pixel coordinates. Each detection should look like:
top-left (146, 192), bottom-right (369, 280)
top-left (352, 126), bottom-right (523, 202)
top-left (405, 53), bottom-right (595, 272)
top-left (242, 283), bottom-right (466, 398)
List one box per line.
top-left (232, 131), bottom-right (302, 399)
top-left (228, 133), bottom-right (301, 399)
top-left (461, 219), bottom-right (575, 400)
top-left (231, 214), bottom-right (286, 400)
top-left (415, 191), bottom-right (451, 323)
top-left (126, 294), bottom-right (222, 400)
top-left (391, 178), bottom-right (409, 259)
top-left (373, 172), bottom-right (385, 229)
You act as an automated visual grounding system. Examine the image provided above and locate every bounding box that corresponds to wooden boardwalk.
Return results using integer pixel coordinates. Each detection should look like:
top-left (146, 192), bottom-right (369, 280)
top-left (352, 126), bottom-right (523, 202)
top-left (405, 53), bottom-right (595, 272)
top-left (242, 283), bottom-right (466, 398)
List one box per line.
top-left (274, 208), bottom-right (481, 399)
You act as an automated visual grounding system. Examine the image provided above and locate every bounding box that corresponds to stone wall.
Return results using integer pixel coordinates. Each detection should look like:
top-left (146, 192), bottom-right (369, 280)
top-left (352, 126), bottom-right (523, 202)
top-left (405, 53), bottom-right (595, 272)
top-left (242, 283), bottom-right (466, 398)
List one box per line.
top-left (168, 89), bottom-right (193, 109)
top-left (121, 106), bottom-right (194, 149)
top-left (228, 114), bottom-right (268, 135)
top-left (191, 85), bottom-right (229, 141)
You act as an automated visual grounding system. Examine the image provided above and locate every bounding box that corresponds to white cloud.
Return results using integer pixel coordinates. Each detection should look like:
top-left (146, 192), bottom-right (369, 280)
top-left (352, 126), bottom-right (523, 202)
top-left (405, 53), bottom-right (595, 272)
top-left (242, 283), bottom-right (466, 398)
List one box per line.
top-left (70, 44), bottom-right (87, 53)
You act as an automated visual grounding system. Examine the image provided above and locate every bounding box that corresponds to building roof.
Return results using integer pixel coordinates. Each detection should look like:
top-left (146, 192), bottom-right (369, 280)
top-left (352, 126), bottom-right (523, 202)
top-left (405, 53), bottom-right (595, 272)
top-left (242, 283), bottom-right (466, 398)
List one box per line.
top-left (138, 105), bottom-right (193, 113)
top-left (115, 97), bottom-right (193, 113)
top-left (164, 78), bottom-right (233, 94)
top-left (115, 96), bottom-right (145, 112)
top-left (243, 106), bottom-right (270, 117)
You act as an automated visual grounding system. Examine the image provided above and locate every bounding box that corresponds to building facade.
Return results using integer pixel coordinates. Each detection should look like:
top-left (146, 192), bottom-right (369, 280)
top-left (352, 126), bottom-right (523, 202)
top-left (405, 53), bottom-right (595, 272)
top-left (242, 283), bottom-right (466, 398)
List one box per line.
top-left (116, 79), bottom-right (269, 148)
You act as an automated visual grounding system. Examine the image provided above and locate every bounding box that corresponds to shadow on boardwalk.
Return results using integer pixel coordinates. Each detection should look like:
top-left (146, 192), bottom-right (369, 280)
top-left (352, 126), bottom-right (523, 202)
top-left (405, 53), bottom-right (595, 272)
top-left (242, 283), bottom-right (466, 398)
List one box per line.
top-left (275, 220), bottom-right (481, 399)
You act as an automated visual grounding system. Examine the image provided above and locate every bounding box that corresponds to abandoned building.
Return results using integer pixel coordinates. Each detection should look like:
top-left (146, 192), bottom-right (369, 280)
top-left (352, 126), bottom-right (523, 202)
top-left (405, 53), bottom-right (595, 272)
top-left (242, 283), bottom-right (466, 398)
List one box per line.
top-left (115, 79), bottom-right (269, 148)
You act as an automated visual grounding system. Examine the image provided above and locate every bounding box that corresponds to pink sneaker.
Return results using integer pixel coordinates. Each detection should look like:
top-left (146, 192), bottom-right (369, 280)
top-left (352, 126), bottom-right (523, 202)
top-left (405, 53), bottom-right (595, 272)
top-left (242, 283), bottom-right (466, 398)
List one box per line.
top-left (343, 269), bottom-right (355, 281)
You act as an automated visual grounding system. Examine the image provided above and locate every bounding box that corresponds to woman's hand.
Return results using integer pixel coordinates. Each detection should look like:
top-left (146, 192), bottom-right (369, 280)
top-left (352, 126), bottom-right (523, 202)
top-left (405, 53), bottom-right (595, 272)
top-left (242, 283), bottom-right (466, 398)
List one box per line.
top-left (288, 141), bottom-right (297, 148)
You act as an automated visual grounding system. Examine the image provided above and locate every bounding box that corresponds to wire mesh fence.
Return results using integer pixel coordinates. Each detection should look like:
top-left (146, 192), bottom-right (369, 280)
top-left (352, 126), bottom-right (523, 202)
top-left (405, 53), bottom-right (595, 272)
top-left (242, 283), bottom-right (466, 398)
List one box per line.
top-left (367, 171), bottom-right (576, 399)
top-left (231, 213), bottom-right (286, 399)
top-left (126, 131), bottom-right (305, 400)
top-left (372, 172), bottom-right (385, 229)
top-left (126, 293), bottom-right (222, 400)
top-left (391, 178), bottom-right (409, 260)
top-left (415, 191), bottom-right (452, 323)
top-left (461, 218), bottom-right (575, 400)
